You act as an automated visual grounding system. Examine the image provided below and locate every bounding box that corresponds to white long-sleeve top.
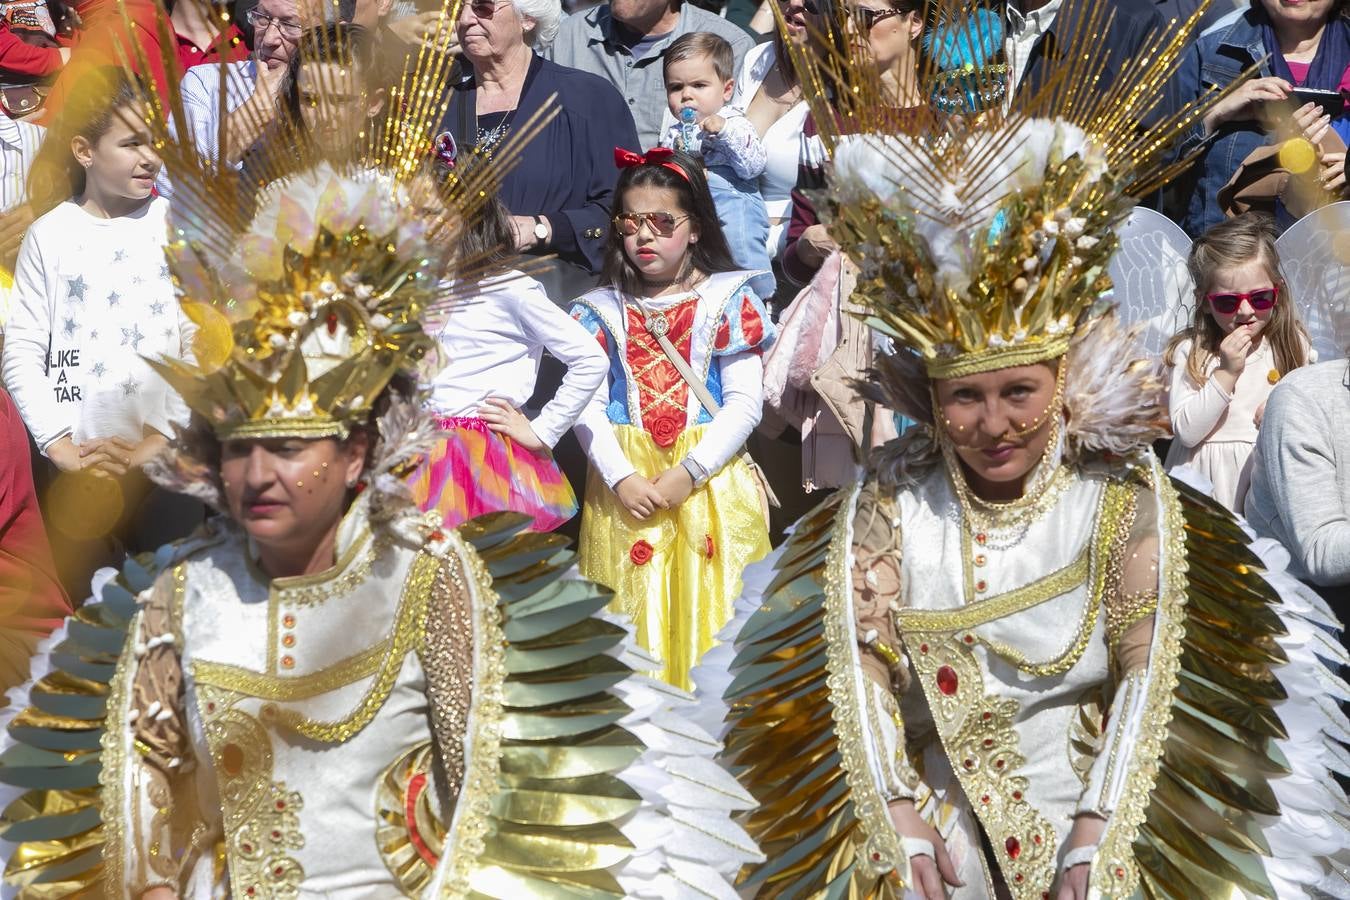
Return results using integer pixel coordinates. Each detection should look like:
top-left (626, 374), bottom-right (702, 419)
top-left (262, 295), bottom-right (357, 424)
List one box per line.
top-left (1165, 337), bottom-right (1277, 449)
top-left (569, 273), bottom-right (774, 488)
top-left (1, 197), bottom-right (190, 452)
top-left (423, 271), bottom-right (607, 448)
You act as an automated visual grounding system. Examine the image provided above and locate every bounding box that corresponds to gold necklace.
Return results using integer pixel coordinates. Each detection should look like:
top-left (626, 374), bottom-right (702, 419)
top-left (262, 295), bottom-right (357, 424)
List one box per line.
top-left (943, 417), bottom-right (1071, 541)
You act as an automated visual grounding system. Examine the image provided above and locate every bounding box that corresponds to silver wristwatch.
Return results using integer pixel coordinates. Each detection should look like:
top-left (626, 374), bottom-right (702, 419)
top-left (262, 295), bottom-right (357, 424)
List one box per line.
top-left (681, 456), bottom-right (710, 489)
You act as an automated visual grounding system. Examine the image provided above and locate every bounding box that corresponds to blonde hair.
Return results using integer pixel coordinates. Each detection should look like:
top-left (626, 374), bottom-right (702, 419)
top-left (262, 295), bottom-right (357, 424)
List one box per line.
top-left (1164, 212), bottom-right (1309, 385)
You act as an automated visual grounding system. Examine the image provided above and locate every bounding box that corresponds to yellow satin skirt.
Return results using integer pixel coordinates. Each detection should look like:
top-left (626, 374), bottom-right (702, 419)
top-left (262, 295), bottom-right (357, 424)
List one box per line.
top-left (579, 424), bottom-right (771, 690)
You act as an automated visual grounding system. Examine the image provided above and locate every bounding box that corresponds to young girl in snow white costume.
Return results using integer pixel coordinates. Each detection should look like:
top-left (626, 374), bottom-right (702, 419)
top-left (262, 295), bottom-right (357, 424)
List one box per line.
top-left (570, 147), bottom-right (774, 689)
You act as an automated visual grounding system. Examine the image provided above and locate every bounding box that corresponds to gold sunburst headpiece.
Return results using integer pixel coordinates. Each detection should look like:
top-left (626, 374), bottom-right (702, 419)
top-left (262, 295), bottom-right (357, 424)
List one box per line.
top-left (780, 0), bottom-right (1224, 379)
top-left (149, 166), bottom-right (442, 440)
top-left (115, 5), bottom-right (555, 441)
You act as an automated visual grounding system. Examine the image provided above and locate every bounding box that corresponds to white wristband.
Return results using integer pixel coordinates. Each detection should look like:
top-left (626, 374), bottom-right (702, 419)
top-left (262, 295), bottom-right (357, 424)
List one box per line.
top-left (902, 837), bottom-right (935, 860)
top-left (1061, 844), bottom-right (1096, 872)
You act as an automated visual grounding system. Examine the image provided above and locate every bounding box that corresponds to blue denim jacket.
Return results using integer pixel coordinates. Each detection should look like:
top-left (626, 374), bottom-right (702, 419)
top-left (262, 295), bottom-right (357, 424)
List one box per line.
top-left (1172, 8), bottom-right (1275, 237)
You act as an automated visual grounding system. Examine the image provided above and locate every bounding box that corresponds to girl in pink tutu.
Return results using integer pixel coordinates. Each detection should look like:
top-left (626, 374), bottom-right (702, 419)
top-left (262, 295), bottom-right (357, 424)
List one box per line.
top-left (413, 197), bottom-right (607, 531)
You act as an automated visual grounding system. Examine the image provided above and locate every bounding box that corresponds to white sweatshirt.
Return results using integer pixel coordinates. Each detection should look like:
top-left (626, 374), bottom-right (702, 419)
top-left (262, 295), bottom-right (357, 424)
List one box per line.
top-left (424, 271), bottom-right (607, 448)
top-left (1, 197), bottom-right (191, 453)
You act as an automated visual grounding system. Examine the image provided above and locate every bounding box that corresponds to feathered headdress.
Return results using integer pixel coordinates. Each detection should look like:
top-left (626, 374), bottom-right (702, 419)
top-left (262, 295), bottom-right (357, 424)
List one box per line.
top-left (782, 0), bottom-right (1220, 380)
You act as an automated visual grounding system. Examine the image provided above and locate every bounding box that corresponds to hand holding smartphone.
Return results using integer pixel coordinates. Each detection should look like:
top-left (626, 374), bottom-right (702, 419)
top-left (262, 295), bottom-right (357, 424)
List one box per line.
top-left (1290, 87), bottom-right (1344, 118)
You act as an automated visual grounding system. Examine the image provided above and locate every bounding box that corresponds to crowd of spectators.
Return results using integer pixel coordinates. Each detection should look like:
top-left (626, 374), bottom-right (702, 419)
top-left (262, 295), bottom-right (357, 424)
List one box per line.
top-left (0, 0), bottom-right (1347, 684)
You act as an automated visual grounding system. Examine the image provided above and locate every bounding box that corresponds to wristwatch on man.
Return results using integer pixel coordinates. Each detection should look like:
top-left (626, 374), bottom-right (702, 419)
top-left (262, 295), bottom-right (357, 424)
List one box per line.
top-left (533, 216), bottom-right (549, 248)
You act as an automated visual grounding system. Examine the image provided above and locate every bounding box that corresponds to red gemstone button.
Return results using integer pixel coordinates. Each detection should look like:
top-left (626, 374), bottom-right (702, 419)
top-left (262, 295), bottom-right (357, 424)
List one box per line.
top-left (975, 533), bottom-right (987, 545)
top-left (963, 634), bottom-right (975, 644)
top-left (1005, 837), bottom-right (1021, 859)
top-left (936, 665), bottom-right (958, 695)
top-left (975, 580), bottom-right (987, 592)
top-left (981, 711), bottom-right (992, 721)
top-left (963, 758), bottom-right (974, 769)
top-left (995, 759), bottom-right (1005, 769)
top-left (1033, 835), bottom-right (1042, 845)
top-left (980, 794), bottom-right (990, 804)
top-left (872, 851), bottom-right (881, 861)
top-left (1012, 790), bottom-right (1023, 800)
top-left (982, 738), bottom-right (994, 748)
top-left (1115, 867), bottom-right (1126, 879)
top-left (919, 643), bottom-right (929, 654)
top-left (1014, 874), bottom-right (1025, 883)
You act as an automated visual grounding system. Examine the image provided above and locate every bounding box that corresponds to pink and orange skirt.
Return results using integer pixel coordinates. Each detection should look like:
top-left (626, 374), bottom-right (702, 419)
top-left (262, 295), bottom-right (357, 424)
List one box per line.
top-left (410, 416), bottom-right (578, 532)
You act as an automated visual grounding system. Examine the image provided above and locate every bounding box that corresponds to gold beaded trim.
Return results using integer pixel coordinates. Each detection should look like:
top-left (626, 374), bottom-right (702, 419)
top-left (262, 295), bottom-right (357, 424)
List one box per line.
top-left (823, 483), bottom-right (907, 881)
top-left (268, 529), bottom-right (382, 608)
top-left (1105, 590), bottom-right (1158, 647)
top-left (264, 552), bottom-right (436, 744)
top-left (973, 483), bottom-right (1135, 678)
top-left (901, 547), bottom-right (1088, 634)
top-left (193, 640), bottom-right (388, 702)
top-left (418, 553), bottom-right (474, 807)
top-left (1090, 469), bottom-right (1187, 895)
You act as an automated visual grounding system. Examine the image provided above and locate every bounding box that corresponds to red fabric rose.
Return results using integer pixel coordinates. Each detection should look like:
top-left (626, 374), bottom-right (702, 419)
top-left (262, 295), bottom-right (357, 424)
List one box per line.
top-left (630, 540), bottom-right (654, 566)
top-left (704, 534), bottom-right (715, 559)
top-left (648, 413), bottom-right (682, 448)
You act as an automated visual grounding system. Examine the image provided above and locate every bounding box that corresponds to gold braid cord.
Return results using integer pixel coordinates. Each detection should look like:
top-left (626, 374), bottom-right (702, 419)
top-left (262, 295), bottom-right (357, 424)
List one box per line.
top-left (430, 514), bottom-right (650, 898)
top-left (1091, 474), bottom-right (1303, 899)
top-left (719, 490), bottom-right (905, 897)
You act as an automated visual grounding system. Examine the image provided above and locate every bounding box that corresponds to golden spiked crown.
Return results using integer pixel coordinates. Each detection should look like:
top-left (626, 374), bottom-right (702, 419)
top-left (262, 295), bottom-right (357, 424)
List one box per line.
top-left (781, 0), bottom-right (1221, 378)
top-left (120, 10), bottom-right (551, 441)
top-left (148, 170), bottom-right (443, 440)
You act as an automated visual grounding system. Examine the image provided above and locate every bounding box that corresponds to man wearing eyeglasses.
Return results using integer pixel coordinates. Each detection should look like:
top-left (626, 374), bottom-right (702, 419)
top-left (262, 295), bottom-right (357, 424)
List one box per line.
top-left (177, 0), bottom-right (322, 169)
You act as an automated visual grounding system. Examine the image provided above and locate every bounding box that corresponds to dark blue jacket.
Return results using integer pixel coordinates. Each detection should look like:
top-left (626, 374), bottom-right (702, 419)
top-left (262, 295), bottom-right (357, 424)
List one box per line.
top-left (1171, 8), bottom-right (1277, 236)
top-left (1173, 7), bottom-right (1350, 236)
top-left (1016, 0), bottom-right (1167, 100)
top-left (441, 54), bottom-right (639, 273)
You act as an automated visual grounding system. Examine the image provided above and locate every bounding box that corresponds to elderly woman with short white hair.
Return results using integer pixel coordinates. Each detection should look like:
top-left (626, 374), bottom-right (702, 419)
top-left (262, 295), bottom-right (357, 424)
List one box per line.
top-left (437, 0), bottom-right (639, 285)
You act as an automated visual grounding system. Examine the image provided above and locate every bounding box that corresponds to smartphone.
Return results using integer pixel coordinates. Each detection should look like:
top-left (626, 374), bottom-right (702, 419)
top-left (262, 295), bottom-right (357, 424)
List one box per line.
top-left (1291, 87), bottom-right (1345, 117)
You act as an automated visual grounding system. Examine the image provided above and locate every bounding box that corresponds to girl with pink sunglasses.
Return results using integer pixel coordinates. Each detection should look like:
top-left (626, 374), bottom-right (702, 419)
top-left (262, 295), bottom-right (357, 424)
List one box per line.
top-left (1163, 212), bottom-right (1313, 512)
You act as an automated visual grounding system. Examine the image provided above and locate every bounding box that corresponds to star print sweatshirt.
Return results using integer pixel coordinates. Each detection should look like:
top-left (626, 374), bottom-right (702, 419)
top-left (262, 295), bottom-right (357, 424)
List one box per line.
top-left (0, 197), bottom-right (192, 453)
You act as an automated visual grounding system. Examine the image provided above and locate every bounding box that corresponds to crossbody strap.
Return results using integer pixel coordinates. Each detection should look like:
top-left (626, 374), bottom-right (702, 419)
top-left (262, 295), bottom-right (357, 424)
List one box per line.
top-left (630, 296), bottom-right (723, 416)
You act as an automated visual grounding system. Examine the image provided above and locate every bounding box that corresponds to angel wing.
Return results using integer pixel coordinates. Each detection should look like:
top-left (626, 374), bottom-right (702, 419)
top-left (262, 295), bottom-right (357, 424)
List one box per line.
top-left (1276, 201), bottom-right (1350, 362)
top-left (1107, 207), bottom-right (1194, 359)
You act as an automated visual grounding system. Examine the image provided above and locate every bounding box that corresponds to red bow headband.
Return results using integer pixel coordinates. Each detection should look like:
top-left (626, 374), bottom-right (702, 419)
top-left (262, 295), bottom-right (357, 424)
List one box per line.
top-left (614, 146), bottom-right (690, 182)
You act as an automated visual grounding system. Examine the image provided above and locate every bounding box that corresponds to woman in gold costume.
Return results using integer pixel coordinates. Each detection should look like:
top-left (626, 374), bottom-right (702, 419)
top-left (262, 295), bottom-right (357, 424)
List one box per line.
top-left (696, 2), bottom-right (1350, 898)
top-left (0, 19), bottom-right (759, 899)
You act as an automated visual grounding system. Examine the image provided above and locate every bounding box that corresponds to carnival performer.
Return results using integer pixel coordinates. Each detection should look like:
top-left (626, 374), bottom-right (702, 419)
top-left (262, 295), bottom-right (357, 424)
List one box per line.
top-left (1163, 212), bottom-right (1312, 513)
top-left (0, 16), bottom-right (761, 898)
top-left (696, 2), bottom-right (1350, 898)
top-left (413, 193), bottom-right (606, 532)
top-left (570, 147), bottom-right (774, 689)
